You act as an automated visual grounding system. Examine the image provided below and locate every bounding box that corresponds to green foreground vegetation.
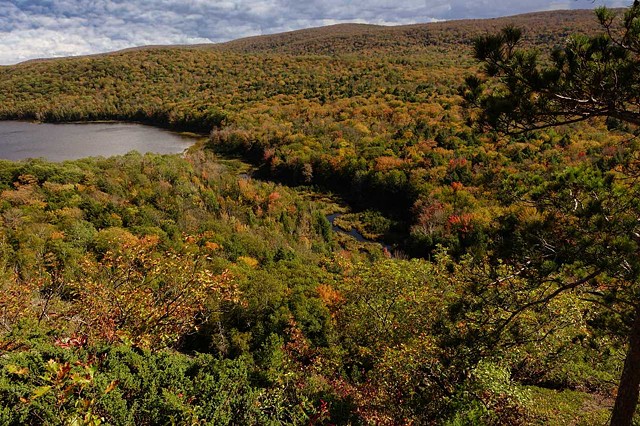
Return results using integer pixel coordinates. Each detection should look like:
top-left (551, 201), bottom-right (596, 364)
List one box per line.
top-left (0, 6), bottom-right (639, 425)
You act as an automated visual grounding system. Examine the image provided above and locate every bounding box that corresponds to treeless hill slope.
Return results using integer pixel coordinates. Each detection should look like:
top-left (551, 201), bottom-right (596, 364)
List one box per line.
top-left (214, 9), bottom-right (610, 55)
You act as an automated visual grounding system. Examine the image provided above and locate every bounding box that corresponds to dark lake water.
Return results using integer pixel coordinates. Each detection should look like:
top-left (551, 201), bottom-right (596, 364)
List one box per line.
top-left (0, 121), bottom-right (196, 161)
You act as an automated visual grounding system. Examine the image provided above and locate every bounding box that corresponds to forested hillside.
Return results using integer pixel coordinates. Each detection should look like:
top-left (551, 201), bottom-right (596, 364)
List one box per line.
top-left (0, 7), bottom-right (636, 424)
top-left (216, 9), bottom-right (604, 54)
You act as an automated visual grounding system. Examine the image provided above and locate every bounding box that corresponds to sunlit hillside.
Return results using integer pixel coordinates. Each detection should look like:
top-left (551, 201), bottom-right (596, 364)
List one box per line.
top-left (0, 7), bottom-right (635, 425)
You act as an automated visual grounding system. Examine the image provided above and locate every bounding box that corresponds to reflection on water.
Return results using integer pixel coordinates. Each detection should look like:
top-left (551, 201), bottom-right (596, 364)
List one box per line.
top-left (326, 212), bottom-right (394, 254)
top-left (326, 213), bottom-right (369, 242)
top-left (0, 121), bottom-right (196, 161)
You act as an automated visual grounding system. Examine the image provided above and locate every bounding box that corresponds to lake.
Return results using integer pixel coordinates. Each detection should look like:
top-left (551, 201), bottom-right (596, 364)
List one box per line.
top-left (0, 121), bottom-right (196, 161)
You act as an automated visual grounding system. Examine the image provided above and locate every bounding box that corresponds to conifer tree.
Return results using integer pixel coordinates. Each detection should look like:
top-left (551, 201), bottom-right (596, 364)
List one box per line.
top-left (467, 3), bottom-right (640, 424)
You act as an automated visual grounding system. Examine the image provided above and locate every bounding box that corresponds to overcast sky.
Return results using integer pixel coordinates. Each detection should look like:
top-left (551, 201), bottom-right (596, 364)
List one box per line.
top-left (0, 0), bottom-right (631, 65)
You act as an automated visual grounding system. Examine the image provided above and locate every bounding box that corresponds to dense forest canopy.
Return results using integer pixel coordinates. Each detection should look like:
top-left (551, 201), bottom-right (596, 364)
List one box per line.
top-left (0, 7), bottom-right (637, 425)
top-left (468, 4), bottom-right (640, 424)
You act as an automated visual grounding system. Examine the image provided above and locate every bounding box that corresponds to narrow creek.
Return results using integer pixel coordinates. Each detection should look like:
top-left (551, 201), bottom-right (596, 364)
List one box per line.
top-left (326, 213), bottom-right (393, 254)
top-left (241, 172), bottom-right (394, 254)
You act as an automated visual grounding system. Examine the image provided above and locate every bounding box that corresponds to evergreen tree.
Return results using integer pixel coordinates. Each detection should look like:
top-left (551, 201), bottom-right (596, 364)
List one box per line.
top-left (467, 3), bottom-right (640, 425)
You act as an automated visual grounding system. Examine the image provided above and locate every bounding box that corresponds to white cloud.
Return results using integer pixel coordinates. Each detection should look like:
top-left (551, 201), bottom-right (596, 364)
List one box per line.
top-left (0, 0), bottom-right (632, 65)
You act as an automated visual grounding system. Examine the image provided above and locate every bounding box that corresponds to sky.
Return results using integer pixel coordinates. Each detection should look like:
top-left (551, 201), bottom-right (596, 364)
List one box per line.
top-left (0, 0), bottom-right (631, 65)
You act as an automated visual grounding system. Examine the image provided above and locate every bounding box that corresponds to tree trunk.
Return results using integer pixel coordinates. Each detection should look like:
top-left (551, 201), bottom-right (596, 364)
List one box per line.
top-left (611, 305), bottom-right (640, 426)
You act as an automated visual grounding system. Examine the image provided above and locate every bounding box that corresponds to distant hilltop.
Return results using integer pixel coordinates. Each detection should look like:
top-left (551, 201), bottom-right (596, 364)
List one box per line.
top-left (9, 8), bottom-right (615, 65)
top-left (211, 9), bottom-right (609, 55)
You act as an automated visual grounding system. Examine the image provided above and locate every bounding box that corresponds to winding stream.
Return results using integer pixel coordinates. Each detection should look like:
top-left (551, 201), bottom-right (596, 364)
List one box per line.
top-left (326, 213), bottom-right (370, 242)
top-left (326, 212), bottom-right (393, 253)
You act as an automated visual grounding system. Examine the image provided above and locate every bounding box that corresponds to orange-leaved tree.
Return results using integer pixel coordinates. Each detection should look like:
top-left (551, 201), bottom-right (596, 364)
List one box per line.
top-left (73, 235), bottom-right (238, 349)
